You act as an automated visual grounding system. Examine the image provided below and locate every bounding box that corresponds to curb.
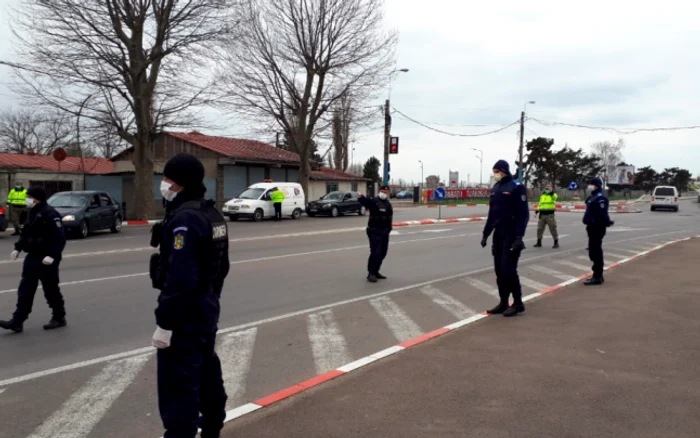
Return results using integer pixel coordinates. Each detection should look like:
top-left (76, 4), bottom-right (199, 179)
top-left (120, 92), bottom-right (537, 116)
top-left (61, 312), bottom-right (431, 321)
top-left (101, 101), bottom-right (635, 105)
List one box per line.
top-left (392, 217), bottom-right (486, 227)
top-left (211, 234), bottom-right (699, 432)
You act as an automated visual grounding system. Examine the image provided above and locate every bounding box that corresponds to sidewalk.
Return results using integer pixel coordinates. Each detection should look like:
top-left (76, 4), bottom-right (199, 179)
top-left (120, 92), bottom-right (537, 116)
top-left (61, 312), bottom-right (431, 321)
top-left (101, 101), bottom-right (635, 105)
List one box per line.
top-left (223, 238), bottom-right (700, 438)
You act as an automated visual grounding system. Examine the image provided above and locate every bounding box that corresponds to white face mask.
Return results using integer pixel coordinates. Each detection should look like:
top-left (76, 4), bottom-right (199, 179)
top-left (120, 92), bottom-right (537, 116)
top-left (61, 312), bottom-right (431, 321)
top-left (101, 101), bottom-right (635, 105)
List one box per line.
top-left (160, 181), bottom-right (179, 202)
top-left (378, 192), bottom-right (388, 200)
top-left (493, 173), bottom-right (503, 182)
top-left (25, 198), bottom-right (35, 208)
top-left (588, 185), bottom-right (597, 191)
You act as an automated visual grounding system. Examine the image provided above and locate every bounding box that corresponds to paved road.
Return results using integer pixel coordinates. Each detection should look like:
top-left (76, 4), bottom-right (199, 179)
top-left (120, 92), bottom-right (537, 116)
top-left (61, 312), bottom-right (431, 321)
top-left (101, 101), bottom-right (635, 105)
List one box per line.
top-left (0, 201), bottom-right (697, 438)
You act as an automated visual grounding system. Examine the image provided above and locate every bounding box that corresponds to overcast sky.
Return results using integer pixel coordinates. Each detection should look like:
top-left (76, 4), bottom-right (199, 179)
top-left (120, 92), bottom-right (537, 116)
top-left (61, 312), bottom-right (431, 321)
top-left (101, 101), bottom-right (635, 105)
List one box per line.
top-left (2, 0), bottom-right (699, 184)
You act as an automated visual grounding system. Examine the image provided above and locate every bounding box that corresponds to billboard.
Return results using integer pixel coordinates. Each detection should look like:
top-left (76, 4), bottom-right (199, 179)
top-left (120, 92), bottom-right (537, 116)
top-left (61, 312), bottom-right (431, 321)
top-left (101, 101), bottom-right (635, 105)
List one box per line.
top-left (425, 188), bottom-right (532, 200)
top-left (448, 171), bottom-right (459, 188)
top-left (611, 165), bottom-right (635, 185)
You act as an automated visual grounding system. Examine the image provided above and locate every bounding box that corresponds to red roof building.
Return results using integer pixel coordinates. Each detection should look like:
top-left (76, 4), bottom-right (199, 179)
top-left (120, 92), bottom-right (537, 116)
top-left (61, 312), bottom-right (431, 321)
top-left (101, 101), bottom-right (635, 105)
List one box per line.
top-left (0, 153), bottom-right (114, 174)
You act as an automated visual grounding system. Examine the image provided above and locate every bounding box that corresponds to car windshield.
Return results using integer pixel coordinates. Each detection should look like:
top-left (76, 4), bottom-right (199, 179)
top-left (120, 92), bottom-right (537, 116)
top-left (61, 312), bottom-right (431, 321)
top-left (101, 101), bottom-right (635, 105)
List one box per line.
top-left (239, 188), bottom-right (265, 200)
top-left (654, 188), bottom-right (675, 196)
top-left (321, 192), bottom-right (345, 201)
top-left (48, 194), bottom-right (89, 208)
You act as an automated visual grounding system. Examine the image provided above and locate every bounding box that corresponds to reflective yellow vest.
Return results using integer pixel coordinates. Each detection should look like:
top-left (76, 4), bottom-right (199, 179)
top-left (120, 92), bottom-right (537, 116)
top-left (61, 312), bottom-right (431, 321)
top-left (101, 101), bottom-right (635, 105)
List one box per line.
top-left (7, 188), bottom-right (27, 206)
top-left (270, 190), bottom-right (285, 203)
top-left (537, 192), bottom-right (558, 211)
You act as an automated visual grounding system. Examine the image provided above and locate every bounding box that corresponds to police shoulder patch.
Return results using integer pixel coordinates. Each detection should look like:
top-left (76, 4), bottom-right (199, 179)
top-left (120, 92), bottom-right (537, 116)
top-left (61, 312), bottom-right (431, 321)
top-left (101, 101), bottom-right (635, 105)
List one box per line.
top-left (599, 202), bottom-right (605, 208)
top-left (54, 218), bottom-right (62, 228)
top-left (521, 194), bottom-right (526, 202)
top-left (173, 233), bottom-right (185, 250)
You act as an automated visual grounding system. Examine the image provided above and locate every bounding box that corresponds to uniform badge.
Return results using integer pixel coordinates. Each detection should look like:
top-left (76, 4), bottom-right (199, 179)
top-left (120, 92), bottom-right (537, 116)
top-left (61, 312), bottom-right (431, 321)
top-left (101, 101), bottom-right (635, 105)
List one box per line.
top-left (55, 219), bottom-right (62, 228)
top-left (600, 202), bottom-right (605, 208)
top-left (173, 233), bottom-right (185, 250)
top-left (521, 195), bottom-right (526, 202)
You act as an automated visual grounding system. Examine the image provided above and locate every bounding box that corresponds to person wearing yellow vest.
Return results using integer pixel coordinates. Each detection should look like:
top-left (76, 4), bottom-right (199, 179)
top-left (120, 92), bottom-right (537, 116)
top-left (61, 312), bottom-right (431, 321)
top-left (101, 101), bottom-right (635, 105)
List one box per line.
top-left (7, 181), bottom-right (27, 236)
top-left (534, 183), bottom-right (559, 249)
top-left (270, 187), bottom-right (285, 221)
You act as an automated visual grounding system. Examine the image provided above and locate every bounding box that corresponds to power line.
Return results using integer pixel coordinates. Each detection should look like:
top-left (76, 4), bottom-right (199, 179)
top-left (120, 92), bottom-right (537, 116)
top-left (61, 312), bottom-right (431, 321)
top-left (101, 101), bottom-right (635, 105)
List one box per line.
top-left (392, 107), bottom-right (520, 137)
top-left (529, 118), bottom-right (700, 135)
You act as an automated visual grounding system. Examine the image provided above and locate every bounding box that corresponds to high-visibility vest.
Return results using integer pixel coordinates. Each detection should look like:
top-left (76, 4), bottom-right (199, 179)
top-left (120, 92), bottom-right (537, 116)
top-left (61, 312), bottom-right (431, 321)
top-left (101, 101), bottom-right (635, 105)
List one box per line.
top-left (7, 188), bottom-right (27, 206)
top-left (270, 190), bottom-right (285, 203)
top-left (537, 192), bottom-right (557, 211)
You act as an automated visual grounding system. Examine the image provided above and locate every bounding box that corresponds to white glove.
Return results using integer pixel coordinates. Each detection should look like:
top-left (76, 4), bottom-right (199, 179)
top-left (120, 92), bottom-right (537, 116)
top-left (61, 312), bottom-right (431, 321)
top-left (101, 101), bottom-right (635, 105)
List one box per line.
top-left (10, 251), bottom-right (19, 260)
top-left (152, 326), bottom-right (172, 349)
top-left (42, 256), bottom-right (54, 265)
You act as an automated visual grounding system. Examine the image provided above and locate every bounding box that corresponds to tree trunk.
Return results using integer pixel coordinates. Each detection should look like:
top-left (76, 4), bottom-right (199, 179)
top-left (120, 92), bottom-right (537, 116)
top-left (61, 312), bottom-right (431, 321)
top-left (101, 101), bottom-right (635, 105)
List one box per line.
top-left (298, 146), bottom-right (311, 199)
top-left (132, 129), bottom-right (155, 220)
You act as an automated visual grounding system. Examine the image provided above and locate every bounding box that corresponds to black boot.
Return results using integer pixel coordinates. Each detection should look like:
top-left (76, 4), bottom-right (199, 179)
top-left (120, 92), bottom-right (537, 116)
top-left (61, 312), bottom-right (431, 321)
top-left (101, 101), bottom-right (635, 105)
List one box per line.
top-left (487, 302), bottom-right (509, 314)
top-left (367, 274), bottom-right (378, 283)
top-left (375, 273), bottom-right (387, 280)
top-left (583, 277), bottom-right (603, 286)
top-left (43, 317), bottom-right (67, 330)
top-left (533, 239), bottom-right (542, 248)
top-left (553, 240), bottom-right (559, 249)
top-left (503, 302), bottom-right (525, 317)
top-left (0, 319), bottom-right (23, 333)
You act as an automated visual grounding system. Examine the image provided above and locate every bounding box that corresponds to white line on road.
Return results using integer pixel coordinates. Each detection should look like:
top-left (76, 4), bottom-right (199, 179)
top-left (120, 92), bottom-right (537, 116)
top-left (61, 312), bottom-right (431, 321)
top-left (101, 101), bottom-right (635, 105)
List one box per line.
top-left (556, 260), bottom-right (591, 271)
top-left (0, 388), bottom-right (5, 395)
top-left (420, 285), bottom-right (476, 320)
top-left (216, 328), bottom-right (257, 409)
top-left (460, 277), bottom-right (499, 298)
top-left (307, 310), bottom-right (351, 375)
top-left (519, 277), bottom-right (550, 291)
top-left (528, 265), bottom-right (576, 281)
top-left (0, 230), bottom-right (689, 387)
top-left (26, 354), bottom-right (149, 438)
top-left (369, 296), bottom-right (423, 343)
top-left (612, 248), bottom-right (643, 255)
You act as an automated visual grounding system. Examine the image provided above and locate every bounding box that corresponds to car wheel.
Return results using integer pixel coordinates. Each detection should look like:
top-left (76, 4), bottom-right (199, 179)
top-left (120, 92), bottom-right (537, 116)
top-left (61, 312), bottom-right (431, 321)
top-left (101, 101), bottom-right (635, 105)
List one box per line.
top-left (229, 215), bottom-right (239, 222)
top-left (331, 206), bottom-right (339, 217)
top-left (110, 216), bottom-right (122, 233)
top-left (78, 220), bottom-right (89, 239)
top-left (292, 209), bottom-right (302, 220)
top-left (359, 206), bottom-right (366, 216)
top-left (252, 209), bottom-right (264, 222)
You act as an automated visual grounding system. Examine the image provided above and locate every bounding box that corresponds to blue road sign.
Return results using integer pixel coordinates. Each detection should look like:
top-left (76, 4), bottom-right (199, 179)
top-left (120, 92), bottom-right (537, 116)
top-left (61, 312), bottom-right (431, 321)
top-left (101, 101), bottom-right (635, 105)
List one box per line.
top-left (434, 187), bottom-right (446, 200)
top-left (568, 181), bottom-right (578, 190)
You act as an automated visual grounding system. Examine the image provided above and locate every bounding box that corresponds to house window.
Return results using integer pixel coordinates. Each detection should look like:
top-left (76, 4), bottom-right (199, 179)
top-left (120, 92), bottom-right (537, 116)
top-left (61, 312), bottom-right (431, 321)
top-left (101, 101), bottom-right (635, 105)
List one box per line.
top-left (326, 183), bottom-right (338, 193)
top-left (351, 183), bottom-right (358, 192)
top-left (29, 180), bottom-right (73, 198)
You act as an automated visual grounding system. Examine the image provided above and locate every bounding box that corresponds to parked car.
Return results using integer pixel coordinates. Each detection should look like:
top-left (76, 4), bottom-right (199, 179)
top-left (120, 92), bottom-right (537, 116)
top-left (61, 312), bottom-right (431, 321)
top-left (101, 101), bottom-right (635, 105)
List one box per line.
top-left (0, 207), bottom-right (7, 233)
top-left (650, 186), bottom-right (679, 212)
top-left (222, 182), bottom-right (305, 221)
top-left (306, 191), bottom-right (366, 217)
top-left (396, 190), bottom-right (414, 200)
top-left (47, 191), bottom-right (123, 238)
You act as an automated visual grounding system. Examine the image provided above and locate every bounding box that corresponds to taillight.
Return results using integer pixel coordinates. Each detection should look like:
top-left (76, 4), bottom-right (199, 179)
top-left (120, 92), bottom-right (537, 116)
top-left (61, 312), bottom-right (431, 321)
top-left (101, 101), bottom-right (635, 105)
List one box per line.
top-left (651, 197), bottom-right (655, 202)
top-left (674, 197), bottom-right (678, 202)
top-left (0, 208), bottom-right (4, 214)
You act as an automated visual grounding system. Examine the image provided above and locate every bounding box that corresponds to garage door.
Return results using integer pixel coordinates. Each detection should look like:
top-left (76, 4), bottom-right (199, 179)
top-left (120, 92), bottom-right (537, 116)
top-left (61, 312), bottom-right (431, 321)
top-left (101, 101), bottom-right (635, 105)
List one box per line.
top-left (223, 166), bottom-right (246, 199)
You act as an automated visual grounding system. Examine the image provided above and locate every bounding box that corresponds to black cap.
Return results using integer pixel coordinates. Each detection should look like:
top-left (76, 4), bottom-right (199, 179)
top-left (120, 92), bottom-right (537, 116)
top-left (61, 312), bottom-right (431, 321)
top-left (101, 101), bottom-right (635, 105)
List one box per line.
top-left (379, 185), bottom-right (390, 191)
top-left (27, 186), bottom-right (47, 203)
top-left (163, 153), bottom-right (205, 190)
top-left (492, 159), bottom-right (511, 175)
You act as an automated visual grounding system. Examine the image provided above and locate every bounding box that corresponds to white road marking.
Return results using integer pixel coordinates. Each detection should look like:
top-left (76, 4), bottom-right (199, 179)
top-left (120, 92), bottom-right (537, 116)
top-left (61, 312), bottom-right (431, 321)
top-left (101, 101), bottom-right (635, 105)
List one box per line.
top-left (519, 277), bottom-right (550, 291)
top-left (216, 328), bottom-right (257, 409)
top-left (307, 310), bottom-right (351, 375)
top-left (26, 355), bottom-right (149, 438)
top-left (528, 265), bottom-right (576, 281)
top-left (0, 230), bottom-right (690, 387)
top-left (369, 296), bottom-right (423, 343)
top-left (460, 277), bottom-right (499, 298)
top-left (420, 285), bottom-right (476, 320)
top-left (0, 387), bottom-right (5, 395)
top-left (556, 260), bottom-right (591, 271)
top-left (603, 252), bottom-right (629, 259)
top-left (613, 248), bottom-right (642, 255)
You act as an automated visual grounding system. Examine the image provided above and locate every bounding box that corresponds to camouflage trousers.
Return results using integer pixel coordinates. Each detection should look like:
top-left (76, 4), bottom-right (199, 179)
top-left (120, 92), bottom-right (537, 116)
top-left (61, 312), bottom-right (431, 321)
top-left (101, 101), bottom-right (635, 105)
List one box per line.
top-left (537, 213), bottom-right (558, 240)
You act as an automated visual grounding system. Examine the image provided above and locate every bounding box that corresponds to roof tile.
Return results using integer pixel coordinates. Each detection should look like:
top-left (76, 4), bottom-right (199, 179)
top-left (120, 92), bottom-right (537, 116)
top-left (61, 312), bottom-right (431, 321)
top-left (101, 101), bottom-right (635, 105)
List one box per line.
top-left (0, 153), bottom-right (113, 174)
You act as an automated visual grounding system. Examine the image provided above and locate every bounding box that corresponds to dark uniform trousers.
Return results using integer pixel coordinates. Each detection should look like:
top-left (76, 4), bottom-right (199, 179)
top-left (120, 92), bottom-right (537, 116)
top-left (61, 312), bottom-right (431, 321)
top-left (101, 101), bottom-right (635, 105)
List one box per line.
top-left (273, 203), bottom-right (282, 221)
top-left (13, 254), bottom-right (65, 322)
top-left (158, 332), bottom-right (227, 438)
top-left (367, 228), bottom-right (390, 275)
top-left (492, 229), bottom-right (523, 305)
top-left (587, 225), bottom-right (606, 277)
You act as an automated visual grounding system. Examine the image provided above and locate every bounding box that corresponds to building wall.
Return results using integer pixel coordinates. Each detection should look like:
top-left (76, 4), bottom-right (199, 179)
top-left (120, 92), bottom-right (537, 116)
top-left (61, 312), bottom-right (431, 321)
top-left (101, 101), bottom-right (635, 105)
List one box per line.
top-left (307, 180), bottom-right (367, 202)
top-left (0, 170), bottom-right (85, 202)
top-left (85, 175), bottom-right (124, 204)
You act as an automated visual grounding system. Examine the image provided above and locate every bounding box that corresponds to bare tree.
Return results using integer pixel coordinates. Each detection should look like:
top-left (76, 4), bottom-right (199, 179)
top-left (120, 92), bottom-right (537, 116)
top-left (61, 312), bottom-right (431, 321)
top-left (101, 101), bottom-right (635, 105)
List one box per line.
top-left (591, 138), bottom-right (625, 186)
top-left (332, 93), bottom-right (353, 171)
top-left (0, 109), bottom-right (73, 154)
top-left (2, 0), bottom-right (241, 219)
top-left (218, 0), bottom-right (397, 197)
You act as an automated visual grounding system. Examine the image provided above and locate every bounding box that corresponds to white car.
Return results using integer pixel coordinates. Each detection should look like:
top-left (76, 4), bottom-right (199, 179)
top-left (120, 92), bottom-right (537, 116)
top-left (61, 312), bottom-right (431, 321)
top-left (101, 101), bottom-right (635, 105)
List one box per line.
top-left (650, 186), bottom-right (679, 212)
top-left (223, 182), bottom-right (306, 221)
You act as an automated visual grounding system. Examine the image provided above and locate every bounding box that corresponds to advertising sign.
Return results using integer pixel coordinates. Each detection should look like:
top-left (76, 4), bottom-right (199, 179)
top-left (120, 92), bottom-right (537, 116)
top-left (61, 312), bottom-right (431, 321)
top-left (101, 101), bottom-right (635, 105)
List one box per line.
top-left (448, 171), bottom-right (459, 188)
top-left (611, 165), bottom-right (635, 185)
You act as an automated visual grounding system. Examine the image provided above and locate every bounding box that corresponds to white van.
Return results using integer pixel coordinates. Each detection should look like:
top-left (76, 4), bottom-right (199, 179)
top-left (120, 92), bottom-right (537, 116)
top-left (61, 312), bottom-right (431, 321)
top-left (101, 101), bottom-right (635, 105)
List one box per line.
top-left (650, 186), bottom-right (679, 212)
top-left (223, 182), bottom-right (306, 221)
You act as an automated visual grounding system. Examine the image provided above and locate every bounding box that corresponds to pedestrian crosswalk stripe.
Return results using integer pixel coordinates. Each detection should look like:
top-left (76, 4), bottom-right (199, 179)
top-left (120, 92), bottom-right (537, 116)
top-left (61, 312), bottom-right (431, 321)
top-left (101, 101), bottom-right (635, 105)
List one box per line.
top-left (519, 277), bottom-right (550, 291)
top-left (557, 260), bottom-right (591, 271)
top-left (460, 277), bottom-right (499, 298)
top-left (307, 310), bottom-right (351, 375)
top-left (217, 328), bottom-right (257, 409)
top-left (613, 248), bottom-right (642, 254)
top-left (27, 354), bottom-right (149, 438)
top-left (604, 252), bottom-right (628, 259)
top-left (369, 296), bottom-right (423, 343)
top-left (420, 285), bottom-right (476, 320)
top-left (528, 265), bottom-right (575, 281)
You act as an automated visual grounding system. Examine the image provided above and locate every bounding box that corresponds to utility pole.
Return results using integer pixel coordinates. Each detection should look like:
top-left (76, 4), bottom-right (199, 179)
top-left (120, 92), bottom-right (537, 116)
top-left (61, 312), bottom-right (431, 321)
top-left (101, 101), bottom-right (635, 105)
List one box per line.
top-left (518, 110), bottom-right (525, 182)
top-left (383, 99), bottom-right (391, 186)
top-left (275, 132), bottom-right (280, 148)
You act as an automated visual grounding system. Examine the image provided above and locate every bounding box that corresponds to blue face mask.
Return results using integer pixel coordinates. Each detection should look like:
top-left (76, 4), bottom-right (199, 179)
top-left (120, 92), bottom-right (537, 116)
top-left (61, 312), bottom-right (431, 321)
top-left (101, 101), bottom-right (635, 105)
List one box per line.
top-left (15, 185), bottom-right (21, 190)
top-left (544, 190), bottom-right (551, 194)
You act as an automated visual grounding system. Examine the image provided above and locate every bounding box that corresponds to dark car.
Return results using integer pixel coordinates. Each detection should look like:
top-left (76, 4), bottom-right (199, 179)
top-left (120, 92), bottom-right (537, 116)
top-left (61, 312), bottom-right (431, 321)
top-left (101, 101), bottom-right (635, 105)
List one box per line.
top-left (47, 191), bottom-right (123, 239)
top-left (0, 207), bottom-right (7, 233)
top-left (396, 190), bottom-right (414, 200)
top-left (306, 191), bottom-right (367, 217)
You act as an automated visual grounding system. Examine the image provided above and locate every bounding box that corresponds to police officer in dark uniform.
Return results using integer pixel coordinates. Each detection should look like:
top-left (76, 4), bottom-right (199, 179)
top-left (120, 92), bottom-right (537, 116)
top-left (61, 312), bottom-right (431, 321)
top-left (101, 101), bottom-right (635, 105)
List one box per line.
top-left (358, 185), bottom-right (393, 283)
top-left (481, 160), bottom-right (530, 317)
top-left (582, 177), bottom-right (614, 286)
top-left (0, 186), bottom-right (67, 333)
top-left (149, 153), bottom-right (230, 438)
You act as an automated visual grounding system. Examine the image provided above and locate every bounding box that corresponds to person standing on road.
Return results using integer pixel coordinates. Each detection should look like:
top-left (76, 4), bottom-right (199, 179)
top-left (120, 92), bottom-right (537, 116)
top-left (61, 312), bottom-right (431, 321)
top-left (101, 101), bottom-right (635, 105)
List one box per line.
top-left (270, 187), bottom-right (285, 222)
top-left (358, 185), bottom-right (393, 283)
top-left (583, 177), bottom-right (614, 286)
top-left (0, 186), bottom-right (67, 333)
top-left (149, 153), bottom-right (230, 438)
top-left (534, 183), bottom-right (559, 249)
top-left (7, 181), bottom-right (27, 236)
top-left (481, 160), bottom-right (530, 317)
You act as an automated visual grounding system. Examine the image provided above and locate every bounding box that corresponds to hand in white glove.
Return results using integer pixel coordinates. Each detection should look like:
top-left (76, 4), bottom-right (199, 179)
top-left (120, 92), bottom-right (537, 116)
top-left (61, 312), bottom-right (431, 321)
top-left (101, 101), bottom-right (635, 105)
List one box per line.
top-left (42, 256), bottom-right (54, 265)
top-left (152, 326), bottom-right (172, 349)
top-left (10, 250), bottom-right (19, 260)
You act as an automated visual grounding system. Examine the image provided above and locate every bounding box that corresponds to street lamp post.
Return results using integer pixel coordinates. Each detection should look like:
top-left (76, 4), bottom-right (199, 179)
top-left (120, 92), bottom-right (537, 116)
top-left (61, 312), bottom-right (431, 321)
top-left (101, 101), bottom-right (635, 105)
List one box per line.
top-left (472, 148), bottom-right (483, 187)
top-left (383, 68), bottom-right (409, 186)
top-left (518, 100), bottom-right (536, 182)
top-left (418, 160), bottom-right (424, 189)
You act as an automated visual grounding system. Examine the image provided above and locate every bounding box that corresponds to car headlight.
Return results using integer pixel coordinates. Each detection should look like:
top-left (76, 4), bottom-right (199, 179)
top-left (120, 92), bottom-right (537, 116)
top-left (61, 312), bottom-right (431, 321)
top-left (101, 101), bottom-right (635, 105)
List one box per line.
top-left (322, 204), bottom-right (331, 209)
top-left (240, 205), bottom-right (250, 209)
top-left (63, 215), bottom-right (75, 221)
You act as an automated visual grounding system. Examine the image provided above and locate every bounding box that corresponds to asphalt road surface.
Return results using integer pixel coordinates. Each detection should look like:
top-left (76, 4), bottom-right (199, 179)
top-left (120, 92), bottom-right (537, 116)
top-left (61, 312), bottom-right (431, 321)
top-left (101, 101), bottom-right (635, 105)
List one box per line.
top-left (0, 201), bottom-right (697, 438)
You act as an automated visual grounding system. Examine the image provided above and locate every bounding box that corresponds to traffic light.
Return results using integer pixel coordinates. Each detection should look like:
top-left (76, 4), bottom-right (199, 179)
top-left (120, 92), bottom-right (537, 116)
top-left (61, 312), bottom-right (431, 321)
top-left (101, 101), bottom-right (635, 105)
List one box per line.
top-left (389, 136), bottom-right (399, 154)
